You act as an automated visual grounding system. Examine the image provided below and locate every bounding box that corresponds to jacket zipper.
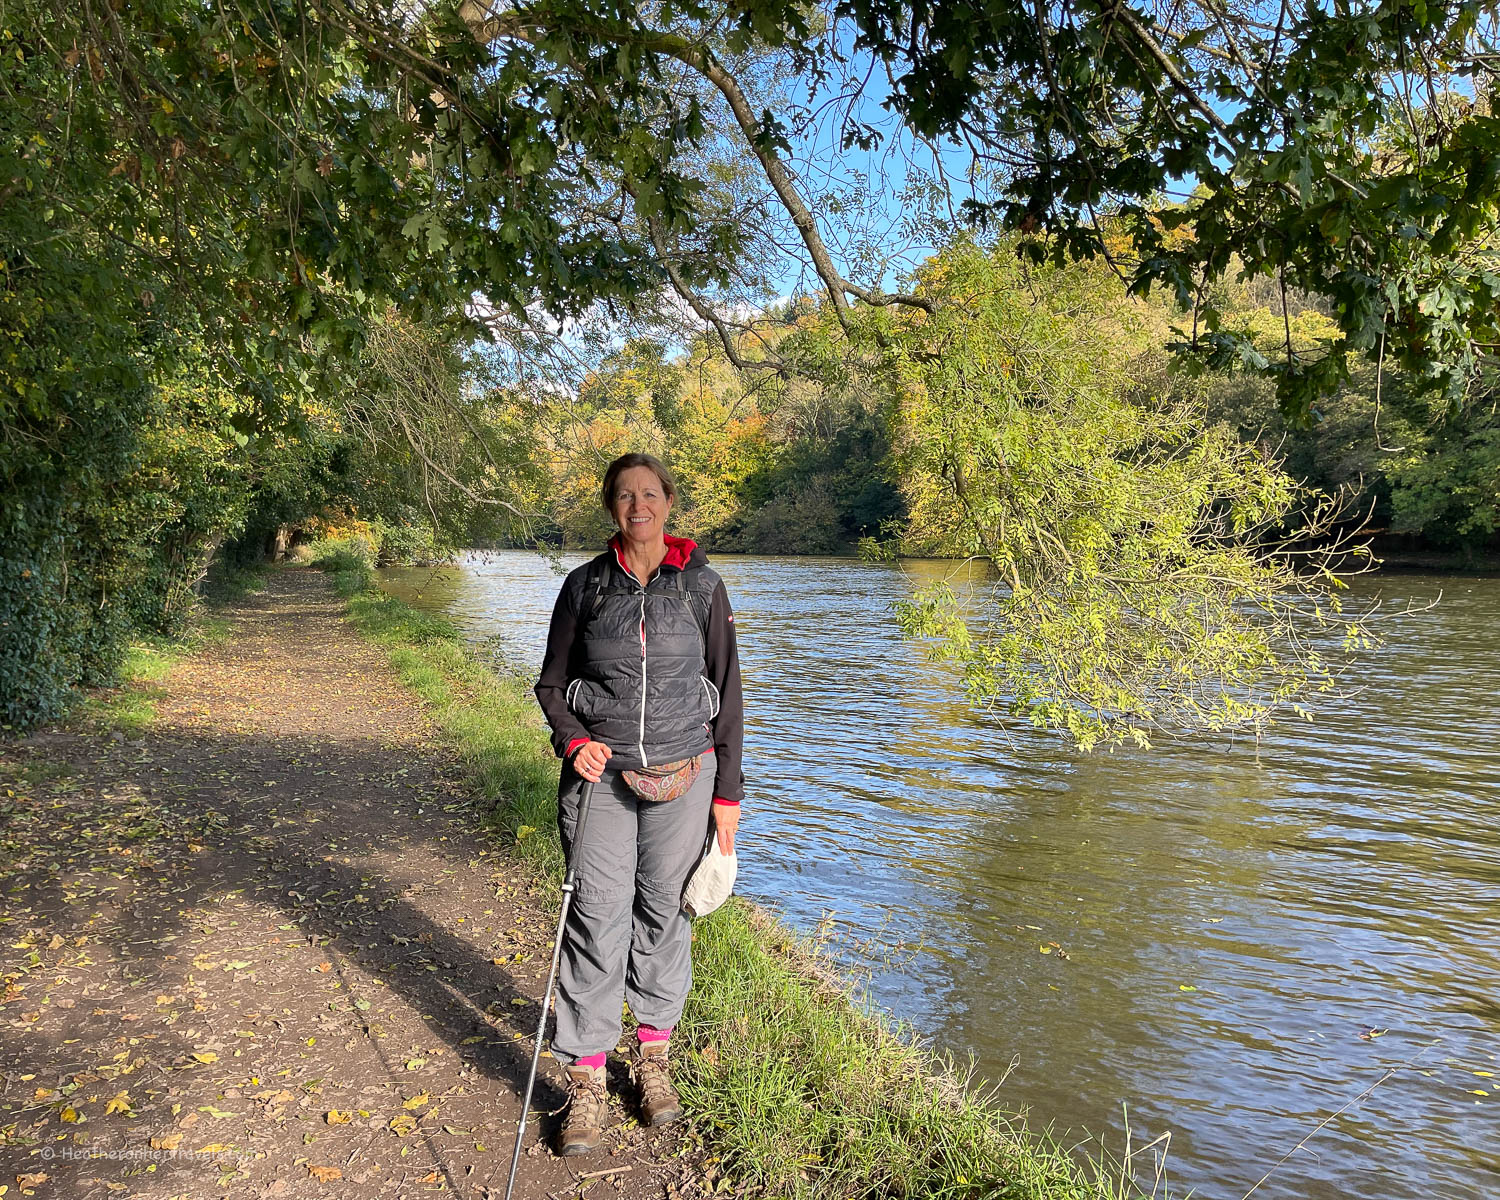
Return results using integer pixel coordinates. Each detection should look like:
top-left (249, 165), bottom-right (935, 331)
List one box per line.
top-left (637, 588), bottom-right (648, 766)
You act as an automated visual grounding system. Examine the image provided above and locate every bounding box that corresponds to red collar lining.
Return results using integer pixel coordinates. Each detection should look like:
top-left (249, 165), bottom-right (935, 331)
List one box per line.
top-left (608, 533), bottom-right (698, 576)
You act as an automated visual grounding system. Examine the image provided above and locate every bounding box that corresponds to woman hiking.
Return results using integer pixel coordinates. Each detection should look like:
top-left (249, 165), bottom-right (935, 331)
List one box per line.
top-left (533, 451), bottom-right (745, 1156)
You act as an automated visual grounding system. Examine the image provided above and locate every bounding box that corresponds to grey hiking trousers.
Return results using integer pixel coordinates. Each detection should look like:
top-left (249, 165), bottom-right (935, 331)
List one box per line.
top-left (551, 762), bottom-right (714, 1063)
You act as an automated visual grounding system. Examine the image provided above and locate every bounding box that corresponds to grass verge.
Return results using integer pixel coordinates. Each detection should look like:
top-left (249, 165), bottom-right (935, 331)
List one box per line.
top-left (315, 548), bottom-right (1142, 1200)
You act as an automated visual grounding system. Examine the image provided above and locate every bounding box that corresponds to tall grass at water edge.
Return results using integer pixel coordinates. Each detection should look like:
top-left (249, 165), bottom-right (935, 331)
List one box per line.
top-left (313, 543), bottom-right (1153, 1200)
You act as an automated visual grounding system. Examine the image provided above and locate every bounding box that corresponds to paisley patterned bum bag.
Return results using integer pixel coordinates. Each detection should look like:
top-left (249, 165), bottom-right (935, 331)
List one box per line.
top-left (621, 755), bottom-right (703, 803)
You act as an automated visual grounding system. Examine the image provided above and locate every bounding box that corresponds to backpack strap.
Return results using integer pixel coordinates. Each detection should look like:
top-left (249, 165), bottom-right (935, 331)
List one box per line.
top-left (681, 568), bottom-right (713, 648)
top-left (577, 556), bottom-right (611, 633)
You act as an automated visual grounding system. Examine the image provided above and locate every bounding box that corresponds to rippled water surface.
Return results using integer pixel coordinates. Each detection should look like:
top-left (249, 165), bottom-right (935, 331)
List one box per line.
top-left (378, 553), bottom-right (1500, 1200)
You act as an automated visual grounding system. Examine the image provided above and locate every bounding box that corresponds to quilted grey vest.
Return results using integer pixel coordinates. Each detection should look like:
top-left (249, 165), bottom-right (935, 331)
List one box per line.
top-left (565, 559), bottom-right (720, 770)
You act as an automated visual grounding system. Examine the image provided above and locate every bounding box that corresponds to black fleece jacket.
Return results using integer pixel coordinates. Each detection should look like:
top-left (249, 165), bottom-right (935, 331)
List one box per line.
top-left (533, 537), bottom-right (746, 806)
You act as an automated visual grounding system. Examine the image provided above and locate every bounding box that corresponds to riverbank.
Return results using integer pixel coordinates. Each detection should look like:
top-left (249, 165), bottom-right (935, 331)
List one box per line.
top-left (1364, 533), bottom-right (1500, 573)
top-left (1, 561), bottom-right (1129, 1200)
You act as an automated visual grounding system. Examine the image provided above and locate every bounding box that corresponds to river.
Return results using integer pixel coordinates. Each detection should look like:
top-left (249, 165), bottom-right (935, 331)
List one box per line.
top-left (376, 553), bottom-right (1499, 1200)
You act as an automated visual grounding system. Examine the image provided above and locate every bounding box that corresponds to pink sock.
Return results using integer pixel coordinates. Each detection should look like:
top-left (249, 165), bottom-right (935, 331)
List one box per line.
top-left (573, 1051), bottom-right (607, 1070)
top-left (636, 1024), bottom-right (672, 1044)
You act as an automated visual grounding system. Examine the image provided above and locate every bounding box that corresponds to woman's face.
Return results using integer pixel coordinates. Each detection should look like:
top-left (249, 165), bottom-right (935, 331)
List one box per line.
top-left (610, 465), bottom-right (673, 546)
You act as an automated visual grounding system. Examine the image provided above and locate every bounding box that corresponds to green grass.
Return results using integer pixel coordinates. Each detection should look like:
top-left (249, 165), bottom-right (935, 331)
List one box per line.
top-left (318, 554), bottom-right (1152, 1200)
top-left (679, 905), bottom-right (1150, 1200)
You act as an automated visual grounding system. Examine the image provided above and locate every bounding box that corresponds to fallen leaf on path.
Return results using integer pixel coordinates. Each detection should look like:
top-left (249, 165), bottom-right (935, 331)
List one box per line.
top-left (307, 1164), bottom-right (342, 1182)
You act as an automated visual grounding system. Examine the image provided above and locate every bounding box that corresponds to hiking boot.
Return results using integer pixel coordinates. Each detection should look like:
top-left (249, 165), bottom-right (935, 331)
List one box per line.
top-left (556, 1063), bottom-right (608, 1156)
top-left (631, 1040), bottom-right (683, 1127)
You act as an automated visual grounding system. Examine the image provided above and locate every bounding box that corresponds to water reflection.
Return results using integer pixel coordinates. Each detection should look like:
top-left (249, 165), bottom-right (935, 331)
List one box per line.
top-left (377, 554), bottom-right (1500, 1200)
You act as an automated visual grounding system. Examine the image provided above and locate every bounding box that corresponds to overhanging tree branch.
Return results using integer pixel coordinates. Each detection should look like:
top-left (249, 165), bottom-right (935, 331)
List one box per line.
top-left (456, 3), bottom-right (934, 335)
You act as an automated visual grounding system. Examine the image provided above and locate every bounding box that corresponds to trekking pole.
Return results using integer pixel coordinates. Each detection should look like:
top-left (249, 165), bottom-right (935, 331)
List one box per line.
top-left (503, 778), bottom-right (596, 1200)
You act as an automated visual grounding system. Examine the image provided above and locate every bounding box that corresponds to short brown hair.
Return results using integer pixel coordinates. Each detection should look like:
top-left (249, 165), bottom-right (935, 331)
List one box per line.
top-left (601, 452), bottom-right (677, 509)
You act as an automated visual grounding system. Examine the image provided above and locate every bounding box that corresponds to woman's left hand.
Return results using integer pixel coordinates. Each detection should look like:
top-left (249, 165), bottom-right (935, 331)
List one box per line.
top-left (713, 803), bottom-right (740, 856)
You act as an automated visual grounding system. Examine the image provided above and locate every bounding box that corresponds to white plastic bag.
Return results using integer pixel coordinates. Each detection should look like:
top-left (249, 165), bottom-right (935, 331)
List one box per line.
top-left (681, 838), bottom-right (736, 918)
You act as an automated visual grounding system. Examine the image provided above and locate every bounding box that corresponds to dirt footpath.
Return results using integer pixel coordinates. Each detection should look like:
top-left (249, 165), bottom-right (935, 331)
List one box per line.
top-left (0, 569), bottom-right (696, 1200)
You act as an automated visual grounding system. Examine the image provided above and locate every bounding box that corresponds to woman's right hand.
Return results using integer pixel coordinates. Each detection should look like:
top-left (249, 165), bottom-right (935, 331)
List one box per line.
top-left (571, 739), bottom-right (612, 782)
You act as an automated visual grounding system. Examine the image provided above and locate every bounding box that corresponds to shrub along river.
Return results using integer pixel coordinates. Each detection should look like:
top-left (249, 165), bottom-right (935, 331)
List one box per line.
top-left (376, 553), bottom-right (1499, 1200)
